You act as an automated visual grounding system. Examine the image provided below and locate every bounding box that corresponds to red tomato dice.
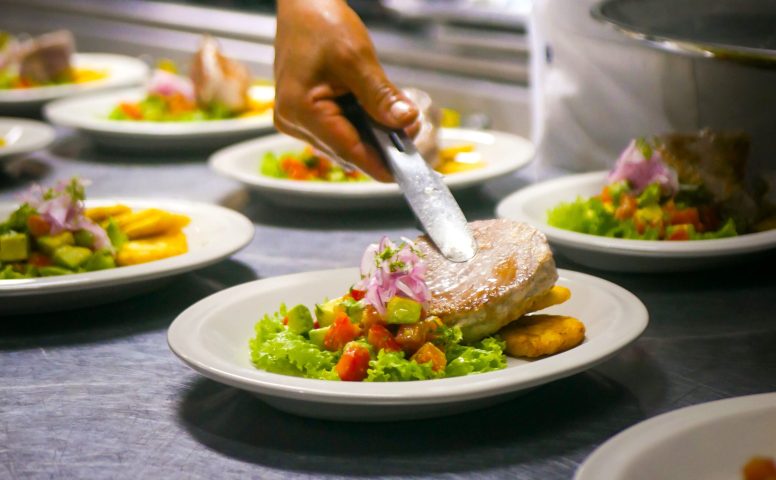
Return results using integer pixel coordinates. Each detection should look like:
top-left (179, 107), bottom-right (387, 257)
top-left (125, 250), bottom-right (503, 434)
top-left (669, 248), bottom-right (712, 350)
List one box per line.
top-left (366, 324), bottom-right (401, 352)
top-left (410, 342), bottom-right (447, 371)
top-left (336, 342), bottom-right (371, 381)
top-left (26, 215), bottom-right (51, 237)
top-left (323, 312), bottom-right (360, 351)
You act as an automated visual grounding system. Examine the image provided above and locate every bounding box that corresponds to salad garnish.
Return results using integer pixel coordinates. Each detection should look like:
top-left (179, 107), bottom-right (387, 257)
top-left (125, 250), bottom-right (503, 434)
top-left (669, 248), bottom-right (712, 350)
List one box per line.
top-left (1, 177), bottom-right (190, 279)
top-left (356, 236), bottom-right (429, 315)
top-left (19, 177), bottom-right (112, 251)
top-left (607, 138), bottom-right (678, 195)
top-left (249, 238), bottom-right (507, 382)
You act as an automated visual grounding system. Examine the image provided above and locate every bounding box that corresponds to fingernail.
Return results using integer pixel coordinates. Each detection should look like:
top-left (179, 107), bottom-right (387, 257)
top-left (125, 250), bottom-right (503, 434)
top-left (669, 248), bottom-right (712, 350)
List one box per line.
top-left (390, 100), bottom-right (414, 121)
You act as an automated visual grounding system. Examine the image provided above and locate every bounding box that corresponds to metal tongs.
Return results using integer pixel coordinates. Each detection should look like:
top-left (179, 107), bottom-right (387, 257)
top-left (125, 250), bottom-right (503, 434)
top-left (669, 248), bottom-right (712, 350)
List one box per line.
top-left (337, 94), bottom-right (478, 262)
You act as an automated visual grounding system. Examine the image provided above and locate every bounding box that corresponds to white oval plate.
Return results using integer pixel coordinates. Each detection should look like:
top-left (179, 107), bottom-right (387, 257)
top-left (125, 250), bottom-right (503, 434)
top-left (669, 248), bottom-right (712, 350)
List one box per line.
top-left (168, 267), bottom-right (647, 421)
top-left (45, 86), bottom-right (275, 152)
top-left (575, 392), bottom-right (776, 480)
top-left (0, 198), bottom-right (254, 315)
top-left (208, 128), bottom-right (535, 209)
top-left (0, 53), bottom-right (148, 112)
top-left (496, 171), bottom-right (776, 272)
top-left (0, 117), bottom-right (55, 158)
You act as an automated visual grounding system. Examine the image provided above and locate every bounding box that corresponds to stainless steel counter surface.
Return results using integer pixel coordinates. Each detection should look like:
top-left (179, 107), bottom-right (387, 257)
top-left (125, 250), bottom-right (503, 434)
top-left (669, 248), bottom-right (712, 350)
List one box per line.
top-left (1, 130), bottom-right (775, 479)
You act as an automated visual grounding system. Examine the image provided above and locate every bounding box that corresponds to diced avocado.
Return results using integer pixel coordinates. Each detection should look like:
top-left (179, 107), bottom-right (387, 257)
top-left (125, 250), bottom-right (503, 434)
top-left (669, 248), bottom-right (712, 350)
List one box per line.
top-left (637, 183), bottom-right (662, 207)
top-left (308, 326), bottom-right (331, 348)
top-left (52, 245), bottom-right (93, 269)
top-left (286, 304), bottom-right (314, 335)
top-left (82, 250), bottom-right (116, 271)
top-left (105, 218), bottom-right (127, 249)
top-left (315, 297), bottom-right (341, 327)
top-left (0, 232), bottom-right (30, 262)
top-left (36, 231), bottom-right (75, 256)
top-left (38, 265), bottom-right (73, 276)
top-left (74, 229), bottom-right (95, 248)
top-left (385, 296), bottom-right (422, 324)
top-left (342, 297), bottom-right (364, 324)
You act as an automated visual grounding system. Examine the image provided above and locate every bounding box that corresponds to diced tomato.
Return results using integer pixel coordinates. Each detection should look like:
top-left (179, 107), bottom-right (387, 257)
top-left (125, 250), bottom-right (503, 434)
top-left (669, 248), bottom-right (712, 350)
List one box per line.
top-left (280, 156), bottom-right (312, 180)
top-left (669, 207), bottom-right (701, 230)
top-left (600, 185), bottom-right (613, 204)
top-left (614, 194), bottom-right (637, 220)
top-left (28, 252), bottom-right (52, 267)
top-left (349, 288), bottom-right (366, 301)
top-left (26, 215), bottom-right (51, 237)
top-left (395, 318), bottom-right (439, 355)
top-left (667, 225), bottom-right (690, 241)
top-left (119, 102), bottom-right (143, 120)
top-left (282, 316), bottom-right (289, 325)
top-left (335, 342), bottom-right (371, 381)
top-left (743, 457), bottom-right (776, 480)
top-left (410, 342), bottom-right (446, 371)
top-left (360, 304), bottom-right (385, 331)
top-left (366, 324), bottom-right (401, 352)
top-left (323, 312), bottom-right (360, 351)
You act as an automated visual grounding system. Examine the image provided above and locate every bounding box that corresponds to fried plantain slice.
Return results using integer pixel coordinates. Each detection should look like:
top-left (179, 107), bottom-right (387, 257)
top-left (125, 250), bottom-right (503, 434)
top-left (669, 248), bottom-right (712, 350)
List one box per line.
top-left (500, 314), bottom-right (585, 358)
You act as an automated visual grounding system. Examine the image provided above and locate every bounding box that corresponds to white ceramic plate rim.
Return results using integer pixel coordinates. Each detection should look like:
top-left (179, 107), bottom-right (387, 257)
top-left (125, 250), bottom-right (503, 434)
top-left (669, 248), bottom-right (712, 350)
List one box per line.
top-left (44, 86), bottom-right (274, 137)
top-left (0, 117), bottom-right (56, 157)
top-left (574, 392), bottom-right (776, 480)
top-left (0, 53), bottom-right (148, 103)
top-left (208, 128), bottom-right (535, 197)
top-left (167, 268), bottom-right (648, 405)
top-left (496, 171), bottom-right (776, 257)
top-left (0, 198), bottom-right (254, 296)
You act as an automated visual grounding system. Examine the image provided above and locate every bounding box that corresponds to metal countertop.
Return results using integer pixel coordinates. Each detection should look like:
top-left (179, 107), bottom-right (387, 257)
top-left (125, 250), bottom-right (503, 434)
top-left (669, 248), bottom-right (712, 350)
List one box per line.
top-left (1, 131), bottom-right (775, 479)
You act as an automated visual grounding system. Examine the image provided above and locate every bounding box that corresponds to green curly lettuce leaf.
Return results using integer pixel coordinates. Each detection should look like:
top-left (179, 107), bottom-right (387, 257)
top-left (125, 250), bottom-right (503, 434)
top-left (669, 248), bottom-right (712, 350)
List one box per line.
top-left (445, 336), bottom-right (507, 377)
top-left (249, 304), bottom-right (338, 380)
top-left (365, 350), bottom-right (442, 382)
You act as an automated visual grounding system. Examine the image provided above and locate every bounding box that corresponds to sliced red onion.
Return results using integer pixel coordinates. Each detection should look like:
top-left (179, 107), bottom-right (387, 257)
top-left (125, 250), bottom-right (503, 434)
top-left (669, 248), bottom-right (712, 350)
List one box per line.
top-left (17, 178), bottom-right (114, 252)
top-left (356, 236), bottom-right (430, 315)
top-left (146, 69), bottom-right (195, 101)
top-left (608, 139), bottom-right (678, 195)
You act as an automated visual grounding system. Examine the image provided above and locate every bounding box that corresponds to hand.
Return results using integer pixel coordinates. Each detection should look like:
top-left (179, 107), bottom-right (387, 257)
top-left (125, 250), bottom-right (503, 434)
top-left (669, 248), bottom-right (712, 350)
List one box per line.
top-left (274, 0), bottom-right (419, 181)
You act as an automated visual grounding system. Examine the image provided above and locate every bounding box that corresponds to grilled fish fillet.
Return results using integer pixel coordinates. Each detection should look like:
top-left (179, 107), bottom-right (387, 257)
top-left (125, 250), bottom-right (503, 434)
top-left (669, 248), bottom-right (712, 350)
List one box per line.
top-left (415, 219), bottom-right (558, 343)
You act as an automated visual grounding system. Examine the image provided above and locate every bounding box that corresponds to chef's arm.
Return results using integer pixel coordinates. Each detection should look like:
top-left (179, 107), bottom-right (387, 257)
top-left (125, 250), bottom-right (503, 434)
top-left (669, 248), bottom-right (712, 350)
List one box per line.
top-left (274, 0), bottom-right (418, 181)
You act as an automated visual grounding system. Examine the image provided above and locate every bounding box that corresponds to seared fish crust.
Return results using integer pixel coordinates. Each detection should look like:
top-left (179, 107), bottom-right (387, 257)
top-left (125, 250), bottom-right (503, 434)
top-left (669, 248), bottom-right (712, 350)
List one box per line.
top-left (415, 219), bottom-right (557, 343)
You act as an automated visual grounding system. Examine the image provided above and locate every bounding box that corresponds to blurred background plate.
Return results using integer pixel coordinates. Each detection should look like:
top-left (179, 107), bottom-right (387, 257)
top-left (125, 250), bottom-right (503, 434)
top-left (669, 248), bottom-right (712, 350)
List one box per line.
top-left (496, 171), bottom-right (776, 272)
top-left (208, 127), bottom-right (534, 209)
top-left (44, 86), bottom-right (274, 153)
top-left (0, 117), bottom-right (55, 158)
top-left (0, 53), bottom-right (149, 115)
top-left (575, 392), bottom-right (776, 480)
top-left (0, 198), bottom-right (254, 315)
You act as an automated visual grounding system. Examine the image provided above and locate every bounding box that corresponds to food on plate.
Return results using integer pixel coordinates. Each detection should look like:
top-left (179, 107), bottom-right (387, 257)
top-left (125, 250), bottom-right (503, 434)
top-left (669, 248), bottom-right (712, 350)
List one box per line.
top-left (548, 130), bottom-right (776, 240)
top-left (0, 136), bottom-right (5, 148)
top-left (249, 219), bottom-right (584, 382)
top-left (0, 178), bottom-right (189, 279)
top-left (0, 30), bottom-right (106, 89)
top-left (109, 35), bottom-right (272, 122)
top-left (500, 313), bottom-right (584, 358)
top-left (742, 456), bottom-right (776, 480)
top-left (259, 88), bottom-right (484, 181)
top-left (259, 143), bottom-right (485, 182)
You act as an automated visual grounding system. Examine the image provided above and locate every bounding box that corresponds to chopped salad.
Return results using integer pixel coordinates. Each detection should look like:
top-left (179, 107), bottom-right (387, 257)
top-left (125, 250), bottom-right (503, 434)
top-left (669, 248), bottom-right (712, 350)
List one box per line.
top-left (548, 138), bottom-right (740, 241)
top-left (249, 237), bottom-right (507, 381)
top-left (0, 178), bottom-right (189, 279)
top-left (259, 143), bottom-right (486, 182)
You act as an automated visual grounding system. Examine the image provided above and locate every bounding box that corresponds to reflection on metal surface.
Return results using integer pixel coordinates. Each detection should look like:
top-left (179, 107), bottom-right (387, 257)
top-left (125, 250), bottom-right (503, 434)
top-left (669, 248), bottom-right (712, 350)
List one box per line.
top-left (592, 0), bottom-right (776, 67)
